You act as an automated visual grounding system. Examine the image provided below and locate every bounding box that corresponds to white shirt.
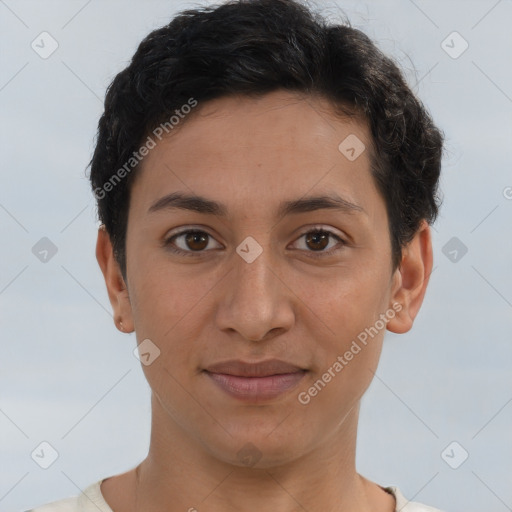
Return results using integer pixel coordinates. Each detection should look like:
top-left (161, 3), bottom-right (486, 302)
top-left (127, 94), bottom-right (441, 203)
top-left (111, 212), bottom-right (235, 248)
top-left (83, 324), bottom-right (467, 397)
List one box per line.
top-left (25, 479), bottom-right (445, 512)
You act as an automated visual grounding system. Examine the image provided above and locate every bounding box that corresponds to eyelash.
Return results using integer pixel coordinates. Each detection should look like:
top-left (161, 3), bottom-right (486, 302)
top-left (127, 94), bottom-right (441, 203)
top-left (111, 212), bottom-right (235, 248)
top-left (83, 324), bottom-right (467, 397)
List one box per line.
top-left (163, 227), bottom-right (347, 259)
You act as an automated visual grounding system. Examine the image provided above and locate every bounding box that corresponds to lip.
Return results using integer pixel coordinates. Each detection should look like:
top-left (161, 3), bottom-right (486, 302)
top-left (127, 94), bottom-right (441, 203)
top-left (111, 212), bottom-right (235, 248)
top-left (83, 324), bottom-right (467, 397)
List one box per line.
top-left (205, 371), bottom-right (307, 402)
top-left (204, 359), bottom-right (307, 402)
top-left (205, 358), bottom-right (306, 377)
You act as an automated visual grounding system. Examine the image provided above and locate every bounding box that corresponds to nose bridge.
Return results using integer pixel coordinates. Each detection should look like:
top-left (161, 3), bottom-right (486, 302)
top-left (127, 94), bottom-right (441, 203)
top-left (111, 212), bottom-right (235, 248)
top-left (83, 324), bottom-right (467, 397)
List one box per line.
top-left (216, 235), bottom-right (293, 341)
top-left (236, 241), bottom-right (274, 291)
top-left (233, 238), bottom-right (278, 312)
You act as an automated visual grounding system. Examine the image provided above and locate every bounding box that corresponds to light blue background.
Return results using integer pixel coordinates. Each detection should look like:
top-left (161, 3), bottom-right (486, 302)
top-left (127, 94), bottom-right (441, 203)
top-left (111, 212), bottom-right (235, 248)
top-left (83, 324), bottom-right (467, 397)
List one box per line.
top-left (1, 1), bottom-right (511, 511)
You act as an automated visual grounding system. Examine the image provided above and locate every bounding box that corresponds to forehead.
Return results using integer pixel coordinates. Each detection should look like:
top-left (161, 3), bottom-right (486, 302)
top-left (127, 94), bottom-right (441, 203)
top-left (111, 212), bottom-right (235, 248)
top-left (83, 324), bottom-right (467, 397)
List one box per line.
top-left (131, 91), bottom-right (380, 220)
top-left (155, 91), bottom-right (370, 162)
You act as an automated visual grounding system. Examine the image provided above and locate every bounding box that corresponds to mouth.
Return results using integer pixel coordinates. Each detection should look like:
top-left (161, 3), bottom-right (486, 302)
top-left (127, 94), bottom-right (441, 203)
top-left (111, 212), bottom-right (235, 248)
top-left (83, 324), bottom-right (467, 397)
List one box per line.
top-left (203, 359), bottom-right (307, 402)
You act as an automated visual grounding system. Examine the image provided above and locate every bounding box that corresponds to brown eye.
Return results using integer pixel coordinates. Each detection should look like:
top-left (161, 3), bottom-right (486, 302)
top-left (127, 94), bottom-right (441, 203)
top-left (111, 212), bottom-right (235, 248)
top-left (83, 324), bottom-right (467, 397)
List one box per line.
top-left (305, 231), bottom-right (330, 251)
top-left (164, 229), bottom-right (222, 256)
top-left (292, 228), bottom-right (347, 258)
top-left (184, 231), bottom-right (209, 251)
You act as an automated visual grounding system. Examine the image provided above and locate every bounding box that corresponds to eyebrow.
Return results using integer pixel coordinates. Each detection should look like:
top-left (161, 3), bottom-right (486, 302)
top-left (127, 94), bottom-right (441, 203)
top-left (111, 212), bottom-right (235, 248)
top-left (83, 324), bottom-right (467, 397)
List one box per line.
top-left (147, 191), bottom-right (366, 218)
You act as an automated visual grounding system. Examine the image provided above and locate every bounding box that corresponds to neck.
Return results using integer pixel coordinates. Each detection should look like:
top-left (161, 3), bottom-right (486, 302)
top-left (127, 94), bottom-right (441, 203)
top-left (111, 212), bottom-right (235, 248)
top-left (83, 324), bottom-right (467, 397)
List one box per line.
top-left (112, 394), bottom-right (394, 512)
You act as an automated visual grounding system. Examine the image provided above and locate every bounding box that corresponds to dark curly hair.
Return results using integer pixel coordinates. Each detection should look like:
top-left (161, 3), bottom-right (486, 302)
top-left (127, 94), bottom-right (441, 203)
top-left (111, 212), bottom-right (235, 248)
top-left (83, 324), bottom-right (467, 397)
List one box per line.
top-left (88, 0), bottom-right (444, 280)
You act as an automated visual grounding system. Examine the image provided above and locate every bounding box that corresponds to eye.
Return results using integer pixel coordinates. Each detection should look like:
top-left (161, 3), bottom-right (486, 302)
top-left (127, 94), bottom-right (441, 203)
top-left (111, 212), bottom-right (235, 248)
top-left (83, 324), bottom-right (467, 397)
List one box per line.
top-left (291, 227), bottom-right (347, 257)
top-left (163, 226), bottom-right (347, 258)
top-left (163, 229), bottom-right (222, 256)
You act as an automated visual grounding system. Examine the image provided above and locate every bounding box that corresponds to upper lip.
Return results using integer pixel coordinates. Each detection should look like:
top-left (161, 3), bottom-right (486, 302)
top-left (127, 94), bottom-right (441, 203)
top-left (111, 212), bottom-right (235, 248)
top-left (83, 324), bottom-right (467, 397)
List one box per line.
top-left (204, 359), bottom-right (306, 377)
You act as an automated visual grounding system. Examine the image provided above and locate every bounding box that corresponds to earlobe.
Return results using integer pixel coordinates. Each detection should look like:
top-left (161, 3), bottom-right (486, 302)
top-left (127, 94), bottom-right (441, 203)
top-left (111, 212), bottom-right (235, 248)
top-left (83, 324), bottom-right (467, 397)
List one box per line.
top-left (386, 220), bottom-right (433, 334)
top-left (96, 226), bottom-right (135, 333)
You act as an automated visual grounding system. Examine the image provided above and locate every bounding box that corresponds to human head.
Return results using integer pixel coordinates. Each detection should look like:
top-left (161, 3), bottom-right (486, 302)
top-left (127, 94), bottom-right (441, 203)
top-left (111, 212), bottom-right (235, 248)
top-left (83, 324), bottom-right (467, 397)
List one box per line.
top-left (88, 0), bottom-right (444, 280)
top-left (92, 0), bottom-right (442, 473)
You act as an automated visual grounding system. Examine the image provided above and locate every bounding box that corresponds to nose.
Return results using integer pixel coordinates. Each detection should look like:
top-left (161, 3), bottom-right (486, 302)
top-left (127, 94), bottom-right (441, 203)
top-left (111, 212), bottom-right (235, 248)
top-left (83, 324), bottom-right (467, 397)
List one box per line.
top-left (214, 243), bottom-right (295, 342)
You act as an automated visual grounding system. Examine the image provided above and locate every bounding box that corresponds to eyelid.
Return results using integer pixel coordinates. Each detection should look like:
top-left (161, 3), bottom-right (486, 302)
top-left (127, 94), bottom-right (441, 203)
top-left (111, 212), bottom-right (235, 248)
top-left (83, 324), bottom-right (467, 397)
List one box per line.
top-left (292, 224), bottom-right (347, 244)
top-left (163, 226), bottom-right (223, 256)
top-left (288, 225), bottom-right (347, 257)
top-left (163, 225), bottom-right (348, 257)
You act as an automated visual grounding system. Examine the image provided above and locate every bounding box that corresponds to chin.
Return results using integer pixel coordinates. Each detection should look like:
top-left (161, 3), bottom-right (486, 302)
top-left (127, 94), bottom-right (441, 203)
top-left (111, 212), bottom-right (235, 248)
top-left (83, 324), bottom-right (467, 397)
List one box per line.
top-left (204, 425), bottom-right (310, 470)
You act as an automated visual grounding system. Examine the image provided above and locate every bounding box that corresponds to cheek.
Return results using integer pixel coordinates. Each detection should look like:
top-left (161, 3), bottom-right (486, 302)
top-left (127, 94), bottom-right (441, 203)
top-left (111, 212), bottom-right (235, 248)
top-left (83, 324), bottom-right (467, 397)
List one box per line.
top-left (128, 260), bottom-right (227, 377)
top-left (296, 336), bottom-right (383, 436)
top-left (308, 266), bottom-right (391, 344)
top-left (297, 285), bottom-right (387, 420)
top-left (298, 264), bottom-right (391, 398)
top-left (129, 253), bottom-right (205, 331)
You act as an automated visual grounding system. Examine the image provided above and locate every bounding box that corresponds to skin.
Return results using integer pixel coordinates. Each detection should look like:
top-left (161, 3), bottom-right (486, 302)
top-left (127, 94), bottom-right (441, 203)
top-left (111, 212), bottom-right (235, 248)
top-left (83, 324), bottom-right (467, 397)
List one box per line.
top-left (96, 90), bottom-right (433, 512)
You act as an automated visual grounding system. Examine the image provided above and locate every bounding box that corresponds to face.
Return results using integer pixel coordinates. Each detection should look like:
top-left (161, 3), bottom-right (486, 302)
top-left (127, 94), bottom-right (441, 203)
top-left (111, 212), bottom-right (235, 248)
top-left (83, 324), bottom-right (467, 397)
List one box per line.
top-left (99, 90), bottom-right (426, 468)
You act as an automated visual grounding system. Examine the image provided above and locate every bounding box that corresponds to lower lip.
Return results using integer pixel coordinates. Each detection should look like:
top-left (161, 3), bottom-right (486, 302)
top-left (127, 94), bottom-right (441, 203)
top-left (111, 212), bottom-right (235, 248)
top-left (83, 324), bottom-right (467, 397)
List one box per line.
top-left (205, 371), bottom-right (306, 401)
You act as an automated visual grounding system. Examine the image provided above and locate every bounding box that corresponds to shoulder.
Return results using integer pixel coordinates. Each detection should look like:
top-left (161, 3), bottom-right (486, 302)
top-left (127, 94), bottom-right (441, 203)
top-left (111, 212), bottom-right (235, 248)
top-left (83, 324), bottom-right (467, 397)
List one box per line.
top-left (25, 480), bottom-right (113, 512)
top-left (385, 486), bottom-right (445, 512)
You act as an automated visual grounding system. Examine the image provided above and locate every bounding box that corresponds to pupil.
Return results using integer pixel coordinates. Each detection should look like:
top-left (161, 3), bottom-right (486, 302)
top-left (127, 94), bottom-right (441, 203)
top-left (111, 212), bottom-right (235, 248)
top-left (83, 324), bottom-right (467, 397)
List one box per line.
top-left (307, 231), bottom-right (328, 251)
top-left (186, 232), bottom-right (208, 250)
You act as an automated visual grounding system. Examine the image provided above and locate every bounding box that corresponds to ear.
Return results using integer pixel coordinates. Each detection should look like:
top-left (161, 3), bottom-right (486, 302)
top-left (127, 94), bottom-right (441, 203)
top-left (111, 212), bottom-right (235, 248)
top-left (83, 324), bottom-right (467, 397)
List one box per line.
top-left (386, 219), bottom-right (433, 334)
top-left (96, 226), bottom-right (134, 333)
